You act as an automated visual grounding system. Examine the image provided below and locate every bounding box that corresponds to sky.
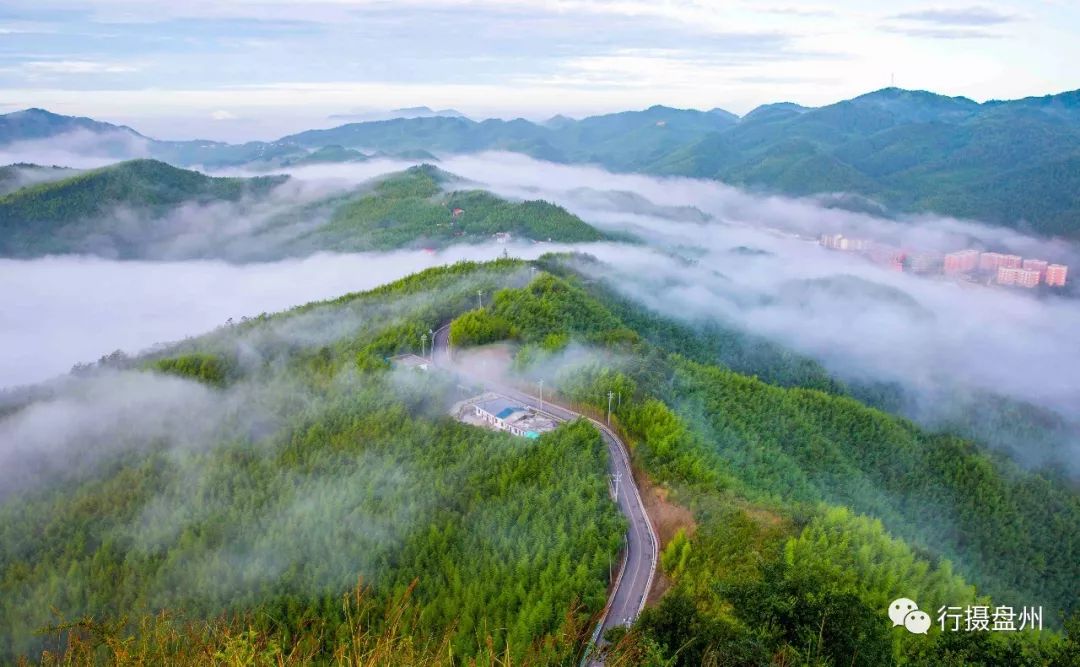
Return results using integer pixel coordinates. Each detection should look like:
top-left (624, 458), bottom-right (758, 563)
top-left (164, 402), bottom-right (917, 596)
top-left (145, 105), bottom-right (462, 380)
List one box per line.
top-left (0, 0), bottom-right (1078, 140)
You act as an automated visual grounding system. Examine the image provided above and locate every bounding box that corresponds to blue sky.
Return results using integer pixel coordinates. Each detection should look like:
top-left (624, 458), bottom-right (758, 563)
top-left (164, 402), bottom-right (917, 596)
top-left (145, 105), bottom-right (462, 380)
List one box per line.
top-left (1, 0), bottom-right (1077, 140)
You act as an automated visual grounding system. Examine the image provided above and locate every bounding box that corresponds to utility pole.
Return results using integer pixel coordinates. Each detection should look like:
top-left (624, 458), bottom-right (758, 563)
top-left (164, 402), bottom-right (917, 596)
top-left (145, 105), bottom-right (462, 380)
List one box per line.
top-left (538, 379), bottom-right (544, 413)
top-left (420, 332), bottom-right (428, 358)
top-left (607, 391), bottom-right (615, 425)
top-left (477, 290), bottom-right (483, 309)
top-left (428, 328), bottom-right (434, 360)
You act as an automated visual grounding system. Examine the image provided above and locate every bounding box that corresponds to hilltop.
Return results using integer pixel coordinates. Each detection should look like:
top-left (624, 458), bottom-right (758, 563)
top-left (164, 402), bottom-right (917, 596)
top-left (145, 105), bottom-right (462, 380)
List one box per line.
top-left (0, 163), bottom-right (74, 196)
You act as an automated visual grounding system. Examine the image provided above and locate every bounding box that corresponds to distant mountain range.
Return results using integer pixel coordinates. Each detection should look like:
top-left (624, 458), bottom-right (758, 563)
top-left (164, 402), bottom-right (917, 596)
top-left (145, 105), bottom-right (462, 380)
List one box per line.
top-left (328, 106), bottom-right (468, 122)
top-left (4, 87), bottom-right (1080, 236)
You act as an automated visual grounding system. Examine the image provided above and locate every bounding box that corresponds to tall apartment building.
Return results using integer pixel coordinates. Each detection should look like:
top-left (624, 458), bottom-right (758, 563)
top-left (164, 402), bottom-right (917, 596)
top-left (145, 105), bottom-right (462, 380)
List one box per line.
top-left (980, 252), bottom-right (1005, 271)
top-left (908, 252), bottom-right (943, 274)
top-left (997, 267), bottom-right (1041, 288)
top-left (1022, 259), bottom-right (1049, 279)
top-left (1046, 264), bottom-right (1069, 287)
top-left (944, 249), bottom-right (980, 274)
top-left (983, 253), bottom-right (1023, 271)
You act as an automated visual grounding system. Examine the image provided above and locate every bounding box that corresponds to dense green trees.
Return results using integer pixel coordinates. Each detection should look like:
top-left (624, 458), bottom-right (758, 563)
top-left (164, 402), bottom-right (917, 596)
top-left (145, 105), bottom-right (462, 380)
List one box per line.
top-left (0, 259), bottom-right (625, 662)
top-left (315, 165), bottom-right (605, 251)
top-left (151, 352), bottom-right (233, 386)
top-left (474, 262), bottom-right (1080, 663)
top-left (624, 504), bottom-right (1072, 666)
top-left (4, 257), bottom-right (1079, 665)
top-left (450, 309), bottom-right (516, 346)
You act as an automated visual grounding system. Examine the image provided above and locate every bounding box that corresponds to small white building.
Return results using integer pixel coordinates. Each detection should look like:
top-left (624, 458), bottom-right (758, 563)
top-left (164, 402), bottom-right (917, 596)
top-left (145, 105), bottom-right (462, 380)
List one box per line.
top-left (389, 354), bottom-right (429, 371)
top-left (470, 396), bottom-right (559, 439)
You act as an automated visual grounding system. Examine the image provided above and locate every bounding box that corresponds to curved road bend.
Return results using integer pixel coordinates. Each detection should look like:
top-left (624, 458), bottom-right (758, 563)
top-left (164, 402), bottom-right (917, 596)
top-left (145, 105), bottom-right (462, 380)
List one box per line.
top-left (432, 325), bottom-right (658, 663)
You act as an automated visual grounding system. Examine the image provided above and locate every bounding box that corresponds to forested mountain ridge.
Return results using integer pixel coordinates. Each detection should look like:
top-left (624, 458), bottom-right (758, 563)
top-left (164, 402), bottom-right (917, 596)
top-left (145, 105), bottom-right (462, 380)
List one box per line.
top-left (0, 159), bottom-right (286, 257)
top-left (0, 161), bottom-right (606, 259)
top-left (6, 87), bottom-right (1080, 234)
top-left (652, 88), bottom-right (1080, 236)
top-left (0, 107), bottom-right (144, 146)
top-left (2, 256), bottom-right (1077, 665)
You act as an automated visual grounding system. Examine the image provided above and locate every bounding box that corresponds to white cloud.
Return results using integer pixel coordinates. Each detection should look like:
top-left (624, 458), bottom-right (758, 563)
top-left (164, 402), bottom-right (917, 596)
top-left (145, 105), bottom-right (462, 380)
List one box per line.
top-left (0, 242), bottom-right (597, 388)
top-left (22, 60), bottom-right (139, 74)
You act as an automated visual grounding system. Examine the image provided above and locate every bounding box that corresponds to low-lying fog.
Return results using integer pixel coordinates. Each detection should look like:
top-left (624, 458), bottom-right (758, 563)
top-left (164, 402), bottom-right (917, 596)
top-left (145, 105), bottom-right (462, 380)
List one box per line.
top-left (6, 146), bottom-right (1080, 470)
top-left (276, 153), bottom-right (1080, 468)
top-left (0, 243), bottom-right (591, 388)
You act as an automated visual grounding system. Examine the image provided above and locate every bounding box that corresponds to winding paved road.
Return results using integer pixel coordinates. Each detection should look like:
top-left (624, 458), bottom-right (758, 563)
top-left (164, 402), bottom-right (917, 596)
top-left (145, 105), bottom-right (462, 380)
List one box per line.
top-left (432, 325), bottom-right (658, 663)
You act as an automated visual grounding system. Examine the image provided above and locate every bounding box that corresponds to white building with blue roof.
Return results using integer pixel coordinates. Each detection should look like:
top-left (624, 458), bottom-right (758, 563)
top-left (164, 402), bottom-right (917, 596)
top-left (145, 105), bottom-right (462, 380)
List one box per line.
top-left (473, 396), bottom-right (549, 439)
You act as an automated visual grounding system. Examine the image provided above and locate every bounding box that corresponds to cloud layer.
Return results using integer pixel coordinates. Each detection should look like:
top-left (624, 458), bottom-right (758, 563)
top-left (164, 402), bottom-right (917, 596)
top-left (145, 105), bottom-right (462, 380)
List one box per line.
top-left (4, 149), bottom-right (1080, 471)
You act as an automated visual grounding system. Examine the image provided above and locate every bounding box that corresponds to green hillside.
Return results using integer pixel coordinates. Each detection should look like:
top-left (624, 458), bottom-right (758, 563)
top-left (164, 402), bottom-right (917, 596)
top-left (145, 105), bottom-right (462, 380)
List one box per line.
top-left (475, 258), bottom-right (1078, 664)
top-left (651, 89), bottom-right (1080, 234)
top-left (0, 159), bottom-right (287, 257)
top-left (0, 161), bottom-right (606, 259)
top-left (0, 163), bottom-right (74, 196)
top-left (280, 144), bottom-right (369, 166)
top-left (307, 164), bottom-right (605, 251)
top-left (2, 257), bottom-right (1077, 665)
top-left (0, 259), bottom-right (624, 662)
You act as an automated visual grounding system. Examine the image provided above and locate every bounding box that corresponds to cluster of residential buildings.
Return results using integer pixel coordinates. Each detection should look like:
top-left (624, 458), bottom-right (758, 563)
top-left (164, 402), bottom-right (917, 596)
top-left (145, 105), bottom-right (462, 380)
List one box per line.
top-left (820, 233), bottom-right (906, 272)
top-left (819, 234), bottom-right (1069, 289)
top-left (943, 249), bottom-right (1068, 288)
